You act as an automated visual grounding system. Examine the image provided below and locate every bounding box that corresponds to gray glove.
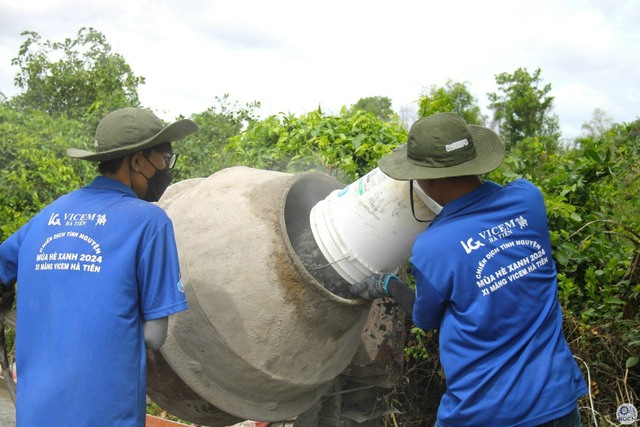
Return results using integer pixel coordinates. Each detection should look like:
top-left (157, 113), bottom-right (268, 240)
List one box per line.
top-left (349, 273), bottom-right (400, 300)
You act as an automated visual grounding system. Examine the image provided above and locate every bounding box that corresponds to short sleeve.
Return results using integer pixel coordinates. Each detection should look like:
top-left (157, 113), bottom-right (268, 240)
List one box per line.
top-left (137, 221), bottom-right (188, 320)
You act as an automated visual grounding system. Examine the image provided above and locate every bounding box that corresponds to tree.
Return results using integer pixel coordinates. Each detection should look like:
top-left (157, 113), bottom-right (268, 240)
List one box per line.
top-left (0, 27), bottom-right (145, 237)
top-left (487, 67), bottom-right (560, 150)
top-left (418, 80), bottom-right (486, 125)
top-left (489, 117), bottom-right (640, 320)
top-left (398, 103), bottom-right (418, 130)
top-left (10, 28), bottom-right (144, 122)
top-left (173, 94), bottom-right (260, 180)
top-left (350, 96), bottom-right (394, 121)
top-left (581, 108), bottom-right (613, 138)
top-left (0, 103), bottom-right (95, 239)
top-left (226, 107), bottom-right (407, 182)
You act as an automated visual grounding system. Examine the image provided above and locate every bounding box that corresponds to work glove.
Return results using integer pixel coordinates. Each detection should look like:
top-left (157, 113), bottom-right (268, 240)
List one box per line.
top-left (349, 273), bottom-right (400, 300)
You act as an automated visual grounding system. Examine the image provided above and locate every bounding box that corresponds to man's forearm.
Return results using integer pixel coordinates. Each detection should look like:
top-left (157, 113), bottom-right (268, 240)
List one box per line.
top-left (387, 278), bottom-right (415, 316)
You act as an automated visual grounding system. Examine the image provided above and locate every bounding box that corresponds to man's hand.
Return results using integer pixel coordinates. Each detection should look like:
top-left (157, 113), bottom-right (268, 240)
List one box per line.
top-left (349, 273), bottom-right (400, 300)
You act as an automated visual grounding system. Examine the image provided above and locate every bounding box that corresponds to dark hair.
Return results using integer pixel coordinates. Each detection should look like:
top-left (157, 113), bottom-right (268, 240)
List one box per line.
top-left (98, 157), bottom-right (126, 174)
top-left (149, 142), bottom-right (172, 154)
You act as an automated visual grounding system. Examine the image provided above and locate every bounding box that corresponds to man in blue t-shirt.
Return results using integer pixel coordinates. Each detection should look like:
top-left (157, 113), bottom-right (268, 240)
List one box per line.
top-left (350, 113), bottom-right (588, 427)
top-left (0, 108), bottom-right (198, 426)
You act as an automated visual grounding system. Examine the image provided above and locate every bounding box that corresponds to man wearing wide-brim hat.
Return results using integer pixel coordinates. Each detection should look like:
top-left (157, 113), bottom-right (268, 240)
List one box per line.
top-left (68, 107), bottom-right (198, 202)
top-left (0, 107), bottom-right (198, 426)
top-left (350, 113), bottom-right (588, 427)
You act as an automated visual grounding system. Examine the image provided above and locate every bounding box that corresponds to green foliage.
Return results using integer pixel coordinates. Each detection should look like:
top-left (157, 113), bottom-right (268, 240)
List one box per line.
top-left (173, 94), bottom-right (260, 180)
top-left (492, 119), bottom-right (640, 328)
top-left (487, 67), bottom-right (561, 149)
top-left (9, 28), bottom-right (144, 123)
top-left (349, 96), bottom-right (395, 121)
top-left (418, 79), bottom-right (487, 125)
top-left (227, 107), bottom-right (408, 183)
top-left (404, 327), bottom-right (430, 360)
top-left (0, 104), bottom-right (95, 239)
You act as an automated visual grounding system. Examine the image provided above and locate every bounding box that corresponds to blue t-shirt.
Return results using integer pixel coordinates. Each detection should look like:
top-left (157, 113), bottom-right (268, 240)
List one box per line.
top-left (412, 179), bottom-right (587, 427)
top-left (0, 176), bottom-right (188, 427)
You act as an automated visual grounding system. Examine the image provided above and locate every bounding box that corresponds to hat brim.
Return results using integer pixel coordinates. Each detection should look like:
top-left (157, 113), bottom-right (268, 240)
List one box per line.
top-left (378, 125), bottom-right (505, 180)
top-left (67, 119), bottom-right (199, 162)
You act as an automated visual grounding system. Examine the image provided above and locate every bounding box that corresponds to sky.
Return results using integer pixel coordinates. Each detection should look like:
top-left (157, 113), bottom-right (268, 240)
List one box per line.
top-left (0, 0), bottom-right (638, 140)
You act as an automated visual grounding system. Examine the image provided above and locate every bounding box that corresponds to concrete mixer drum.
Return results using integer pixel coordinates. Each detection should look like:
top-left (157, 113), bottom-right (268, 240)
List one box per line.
top-left (146, 167), bottom-right (403, 426)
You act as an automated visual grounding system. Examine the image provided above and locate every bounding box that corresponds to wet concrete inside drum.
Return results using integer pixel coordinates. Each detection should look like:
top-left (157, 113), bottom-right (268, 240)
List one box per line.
top-left (284, 177), bottom-right (354, 299)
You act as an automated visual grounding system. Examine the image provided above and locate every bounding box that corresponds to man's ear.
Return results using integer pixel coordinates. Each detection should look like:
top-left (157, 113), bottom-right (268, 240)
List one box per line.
top-left (129, 152), bottom-right (143, 172)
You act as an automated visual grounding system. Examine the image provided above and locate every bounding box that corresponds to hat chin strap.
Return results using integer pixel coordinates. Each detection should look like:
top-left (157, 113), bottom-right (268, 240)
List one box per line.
top-left (410, 180), bottom-right (434, 223)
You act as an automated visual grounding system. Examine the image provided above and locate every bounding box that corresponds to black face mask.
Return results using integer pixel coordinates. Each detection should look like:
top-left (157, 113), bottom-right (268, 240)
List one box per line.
top-left (143, 167), bottom-right (173, 202)
top-left (140, 154), bottom-right (174, 202)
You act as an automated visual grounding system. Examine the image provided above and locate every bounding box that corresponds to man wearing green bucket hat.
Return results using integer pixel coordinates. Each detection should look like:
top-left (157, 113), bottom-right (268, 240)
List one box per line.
top-left (350, 113), bottom-right (587, 427)
top-left (0, 107), bottom-right (198, 426)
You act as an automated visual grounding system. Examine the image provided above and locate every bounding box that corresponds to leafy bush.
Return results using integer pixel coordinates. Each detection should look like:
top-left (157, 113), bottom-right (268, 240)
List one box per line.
top-left (483, 122), bottom-right (640, 425)
top-left (226, 107), bottom-right (408, 183)
top-left (172, 94), bottom-right (260, 180)
top-left (0, 105), bottom-right (95, 239)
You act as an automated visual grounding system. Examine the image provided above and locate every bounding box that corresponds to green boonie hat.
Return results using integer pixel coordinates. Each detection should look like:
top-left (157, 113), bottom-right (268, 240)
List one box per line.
top-left (378, 112), bottom-right (505, 180)
top-left (67, 107), bottom-right (199, 162)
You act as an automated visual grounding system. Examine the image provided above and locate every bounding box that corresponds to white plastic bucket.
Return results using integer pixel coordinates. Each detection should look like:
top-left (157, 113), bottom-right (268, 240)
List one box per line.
top-left (309, 168), bottom-right (441, 284)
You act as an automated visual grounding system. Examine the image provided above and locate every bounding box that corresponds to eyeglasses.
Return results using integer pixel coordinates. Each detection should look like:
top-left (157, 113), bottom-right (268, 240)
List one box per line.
top-left (160, 152), bottom-right (179, 170)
